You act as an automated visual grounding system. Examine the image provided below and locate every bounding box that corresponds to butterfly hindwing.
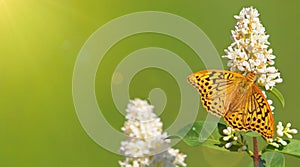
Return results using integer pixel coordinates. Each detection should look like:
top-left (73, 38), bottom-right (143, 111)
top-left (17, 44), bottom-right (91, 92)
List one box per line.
top-left (247, 84), bottom-right (274, 138)
top-left (224, 84), bottom-right (274, 139)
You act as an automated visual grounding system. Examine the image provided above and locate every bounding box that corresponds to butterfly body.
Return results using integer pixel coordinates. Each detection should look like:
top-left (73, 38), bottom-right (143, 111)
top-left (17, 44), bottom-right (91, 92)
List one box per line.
top-left (188, 70), bottom-right (274, 139)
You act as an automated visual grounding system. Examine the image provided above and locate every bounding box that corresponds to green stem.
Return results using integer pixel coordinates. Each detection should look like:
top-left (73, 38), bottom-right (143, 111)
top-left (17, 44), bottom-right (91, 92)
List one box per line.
top-left (253, 137), bottom-right (260, 167)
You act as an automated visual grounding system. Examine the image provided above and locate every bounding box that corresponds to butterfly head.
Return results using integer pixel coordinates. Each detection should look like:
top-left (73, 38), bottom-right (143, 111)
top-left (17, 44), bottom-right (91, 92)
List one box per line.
top-left (246, 72), bottom-right (256, 82)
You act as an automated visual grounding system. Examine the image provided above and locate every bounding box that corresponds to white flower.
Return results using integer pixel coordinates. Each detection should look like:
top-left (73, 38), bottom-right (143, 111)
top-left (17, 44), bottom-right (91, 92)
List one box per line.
top-left (237, 145), bottom-right (248, 152)
top-left (267, 137), bottom-right (288, 148)
top-left (287, 128), bottom-right (298, 134)
top-left (276, 122), bottom-right (284, 137)
top-left (241, 145), bottom-right (247, 151)
top-left (222, 127), bottom-right (235, 142)
top-left (268, 122), bottom-right (298, 148)
top-left (223, 136), bottom-right (230, 141)
top-left (120, 139), bottom-right (153, 158)
top-left (225, 142), bottom-right (233, 148)
top-left (267, 139), bottom-right (280, 148)
top-left (120, 99), bottom-right (187, 166)
top-left (119, 158), bottom-right (149, 167)
top-left (223, 126), bottom-right (232, 135)
top-left (276, 121), bottom-right (298, 139)
top-left (126, 99), bottom-right (156, 121)
top-left (122, 118), bottom-right (163, 139)
top-left (222, 126), bottom-right (247, 150)
top-left (277, 137), bottom-right (287, 146)
top-left (222, 7), bottom-right (282, 90)
top-left (168, 148), bottom-right (187, 167)
top-left (222, 126), bottom-right (235, 143)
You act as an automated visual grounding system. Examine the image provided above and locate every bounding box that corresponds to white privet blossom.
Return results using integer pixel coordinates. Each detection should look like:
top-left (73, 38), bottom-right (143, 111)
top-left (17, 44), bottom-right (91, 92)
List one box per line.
top-left (276, 122), bottom-right (298, 138)
top-left (222, 7), bottom-right (282, 90)
top-left (119, 99), bottom-right (187, 167)
top-left (268, 122), bottom-right (298, 148)
top-left (222, 126), bottom-right (247, 151)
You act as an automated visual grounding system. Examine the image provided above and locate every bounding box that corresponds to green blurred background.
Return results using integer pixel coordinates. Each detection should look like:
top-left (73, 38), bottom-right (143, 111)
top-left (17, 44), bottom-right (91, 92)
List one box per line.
top-left (1, 0), bottom-right (299, 166)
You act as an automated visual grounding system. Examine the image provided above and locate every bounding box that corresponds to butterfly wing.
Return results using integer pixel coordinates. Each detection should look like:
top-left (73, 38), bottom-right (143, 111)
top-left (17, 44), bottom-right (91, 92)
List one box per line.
top-left (187, 70), bottom-right (245, 117)
top-left (224, 83), bottom-right (274, 139)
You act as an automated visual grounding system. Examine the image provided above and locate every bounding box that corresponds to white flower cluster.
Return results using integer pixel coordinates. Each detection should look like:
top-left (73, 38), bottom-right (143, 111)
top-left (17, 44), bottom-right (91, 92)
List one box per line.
top-left (277, 122), bottom-right (298, 138)
top-left (222, 127), bottom-right (247, 151)
top-left (222, 7), bottom-right (282, 90)
top-left (119, 99), bottom-right (187, 167)
top-left (268, 122), bottom-right (298, 148)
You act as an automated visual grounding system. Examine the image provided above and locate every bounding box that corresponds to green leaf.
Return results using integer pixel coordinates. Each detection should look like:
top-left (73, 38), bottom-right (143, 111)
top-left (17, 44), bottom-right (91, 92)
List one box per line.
top-left (244, 131), bottom-right (261, 137)
top-left (177, 121), bottom-right (242, 152)
top-left (248, 152), bottom-right (285, 167)
top-left (262, 152), bottom-right (285, 167)
top-left (177, 121), bottom-right (204, 146)
top-left (177, 121), bottom-right (222, 147)
top-left (268, 87), bottom-right (285, 108)
top-left (264, 139), bottom-right (300, 158)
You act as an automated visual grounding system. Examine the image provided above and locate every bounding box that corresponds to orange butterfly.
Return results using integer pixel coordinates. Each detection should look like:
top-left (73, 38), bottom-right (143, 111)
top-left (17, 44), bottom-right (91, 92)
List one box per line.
top-left (187, 70), bottom-right (274, 139)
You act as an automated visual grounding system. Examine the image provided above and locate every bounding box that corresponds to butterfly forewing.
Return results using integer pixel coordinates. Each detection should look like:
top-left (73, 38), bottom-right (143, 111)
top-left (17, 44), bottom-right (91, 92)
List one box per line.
top-left (188, 70), bottom-right (274, 139)
top-left (188, 70), bottom-right (242, 117)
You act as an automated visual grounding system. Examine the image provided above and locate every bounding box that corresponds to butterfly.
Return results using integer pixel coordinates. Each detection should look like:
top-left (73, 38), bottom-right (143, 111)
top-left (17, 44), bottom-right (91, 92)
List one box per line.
top-left (187, 70), bottom-right (274, 139)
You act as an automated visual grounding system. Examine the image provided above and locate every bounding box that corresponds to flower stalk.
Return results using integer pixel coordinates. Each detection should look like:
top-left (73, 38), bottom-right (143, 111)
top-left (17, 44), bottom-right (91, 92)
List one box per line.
top-left (253, 137), bottom-right (260, 167)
